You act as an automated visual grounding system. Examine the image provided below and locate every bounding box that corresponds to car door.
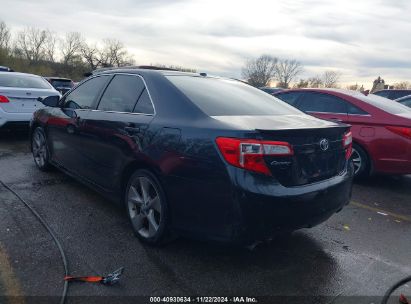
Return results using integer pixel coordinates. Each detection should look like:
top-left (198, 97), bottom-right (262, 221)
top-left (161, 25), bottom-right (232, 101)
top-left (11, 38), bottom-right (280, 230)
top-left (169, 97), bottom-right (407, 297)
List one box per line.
top-left (80, 74), bottom-right (155, 190)
top-left (296, 92), bottom-right (349, 123)
top-left (47, 75), bottom-right (110, 178)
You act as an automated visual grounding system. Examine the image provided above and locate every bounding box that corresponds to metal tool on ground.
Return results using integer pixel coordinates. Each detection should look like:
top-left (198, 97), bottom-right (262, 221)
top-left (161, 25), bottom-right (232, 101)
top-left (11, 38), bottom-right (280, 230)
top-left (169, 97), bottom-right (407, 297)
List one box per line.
top-left (64, 267), bottom-right (124, 285)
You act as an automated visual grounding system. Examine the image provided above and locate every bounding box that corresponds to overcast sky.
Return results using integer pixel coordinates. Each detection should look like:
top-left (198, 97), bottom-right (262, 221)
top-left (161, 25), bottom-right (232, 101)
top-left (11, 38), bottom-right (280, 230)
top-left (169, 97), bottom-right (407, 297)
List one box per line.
top-left (2, 0), bottom-right (411, 88)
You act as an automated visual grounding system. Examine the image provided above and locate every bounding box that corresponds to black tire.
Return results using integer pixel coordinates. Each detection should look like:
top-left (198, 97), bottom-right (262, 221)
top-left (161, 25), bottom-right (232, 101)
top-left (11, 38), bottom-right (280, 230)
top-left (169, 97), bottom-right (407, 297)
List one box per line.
top-left (31, 127), bottom-right (51, 171)
top-left (351, 143), bottom-right (369, 179)
top-left (125, 169), bottom-right (170, 245)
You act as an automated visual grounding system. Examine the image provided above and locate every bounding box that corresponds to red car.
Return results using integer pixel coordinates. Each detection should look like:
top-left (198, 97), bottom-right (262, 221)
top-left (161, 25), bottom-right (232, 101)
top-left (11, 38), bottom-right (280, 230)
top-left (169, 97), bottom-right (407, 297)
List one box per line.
top-left (275, 89), bottom-right (411, 177)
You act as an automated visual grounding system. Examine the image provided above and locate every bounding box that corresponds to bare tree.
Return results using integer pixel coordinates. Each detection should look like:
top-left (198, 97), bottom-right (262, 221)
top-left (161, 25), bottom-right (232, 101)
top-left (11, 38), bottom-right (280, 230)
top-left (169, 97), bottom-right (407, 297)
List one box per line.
top-left (322, 70), bottom-right (341, 88)
top-left (44, 31), bottom-right (57, 62)
top-left (0, 21), bottom-right (11, 51)
top-left (100, 38), bottom-right (134, 67)
top-left (346, 83), bottom-right (360, 91)
top-left (392, 81), bottom-right (411, 89)
top-left (293, 79), bottom-right (309, 88)
top-left (274, 59), bottom-right (303, 88)
top-left (242, 55), bottom-right (278, 87)
top-left (81, 42), bottom-right (102, 70)
top-left (60, 32), bottom-right (83, 65)
top-left (307, 76), bottom-right (323, 88)
top-left (16, 27), bottom-right (48, 62)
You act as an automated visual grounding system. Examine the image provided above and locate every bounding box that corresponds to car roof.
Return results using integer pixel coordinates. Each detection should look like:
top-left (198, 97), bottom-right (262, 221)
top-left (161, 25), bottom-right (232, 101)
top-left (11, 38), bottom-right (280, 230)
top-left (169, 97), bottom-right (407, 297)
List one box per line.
top-left (95, 67), bottom-right (200, 77)
top-left (282, 87), bottom-right (368, 98)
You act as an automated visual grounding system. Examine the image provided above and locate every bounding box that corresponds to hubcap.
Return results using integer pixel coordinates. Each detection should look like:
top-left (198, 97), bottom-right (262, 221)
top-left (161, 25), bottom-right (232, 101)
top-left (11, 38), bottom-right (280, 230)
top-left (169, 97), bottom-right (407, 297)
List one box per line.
top-left (32, 130), bottom-right (47, 167)
top-left (127, 176), bottom-right (161, 238)
top-left (351, 148), bottom-right (362, 175)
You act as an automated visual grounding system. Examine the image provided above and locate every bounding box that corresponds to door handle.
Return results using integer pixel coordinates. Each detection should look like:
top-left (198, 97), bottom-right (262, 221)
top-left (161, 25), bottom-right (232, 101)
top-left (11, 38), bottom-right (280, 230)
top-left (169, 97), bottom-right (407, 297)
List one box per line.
top-left (124, 126), bottom-right (140, 135)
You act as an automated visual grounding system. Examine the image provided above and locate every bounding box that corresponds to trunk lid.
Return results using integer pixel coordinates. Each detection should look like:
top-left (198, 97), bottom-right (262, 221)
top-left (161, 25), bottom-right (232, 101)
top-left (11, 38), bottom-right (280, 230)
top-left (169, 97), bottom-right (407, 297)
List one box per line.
top-left (258, 127), bottom-right (349, 186)
top-left (0, 87), bottom-right (60, 113)
top-left (213, 114), bottom-right (350, 186)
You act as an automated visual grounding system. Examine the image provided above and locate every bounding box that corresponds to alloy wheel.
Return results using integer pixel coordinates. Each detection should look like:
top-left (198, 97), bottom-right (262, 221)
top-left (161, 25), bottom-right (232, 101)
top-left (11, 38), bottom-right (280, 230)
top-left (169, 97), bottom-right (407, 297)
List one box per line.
top-left (351, 148), bottom-right (362, 175)
top-left (32, 129), bottom-right (48, 168)
top-left (127, 176), bottom-right (162, 239)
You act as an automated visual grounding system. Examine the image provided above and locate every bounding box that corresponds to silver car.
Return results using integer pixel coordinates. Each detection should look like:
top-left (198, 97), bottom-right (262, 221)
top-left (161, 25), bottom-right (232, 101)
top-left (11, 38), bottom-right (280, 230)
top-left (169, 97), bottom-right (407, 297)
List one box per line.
top-left (0, 72), bottom-right (60, 128)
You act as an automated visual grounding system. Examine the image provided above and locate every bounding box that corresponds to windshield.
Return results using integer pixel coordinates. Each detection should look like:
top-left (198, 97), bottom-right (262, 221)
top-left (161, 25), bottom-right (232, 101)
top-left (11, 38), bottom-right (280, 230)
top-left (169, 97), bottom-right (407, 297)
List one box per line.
top-left (166, 76), bottom-right (301, 116)
top-left (399, 98), bottom-right (411, 108)
top-left (0, 74), bottom-right (52, 89)
top-left (361, 94), bottom-right (411, 114)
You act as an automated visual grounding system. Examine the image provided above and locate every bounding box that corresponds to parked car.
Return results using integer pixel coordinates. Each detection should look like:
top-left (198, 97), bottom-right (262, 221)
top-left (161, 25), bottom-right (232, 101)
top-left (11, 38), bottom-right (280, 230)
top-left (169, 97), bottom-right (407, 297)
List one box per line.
top-left (31, 69), bottom-right (354, 245)
top-left (274, 88), bottom-right (411, 177)
top-left (45, 77), bottom-right (74, 95)
top-left (395, 95), bottom-right (411, 108)
top-left (373, 89), bottom-right (411, 100)
top-left (259, 86), bottom-right (283, 94)
top-left (0, 72), bottom-right (60, 129)
top-left (0, 66), bottom-right (14, 72)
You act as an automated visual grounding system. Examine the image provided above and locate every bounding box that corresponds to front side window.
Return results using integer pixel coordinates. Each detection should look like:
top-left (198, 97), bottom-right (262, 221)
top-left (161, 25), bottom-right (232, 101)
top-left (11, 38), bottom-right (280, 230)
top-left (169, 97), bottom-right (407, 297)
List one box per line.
top-left (64, 76), bottom-right (109, 109)
top-left (98, 75), bottom-right (145, 112)
top-left (166, 76), bottom-right (301, 116)
top-left (299, 93), bottom-right (348, 114)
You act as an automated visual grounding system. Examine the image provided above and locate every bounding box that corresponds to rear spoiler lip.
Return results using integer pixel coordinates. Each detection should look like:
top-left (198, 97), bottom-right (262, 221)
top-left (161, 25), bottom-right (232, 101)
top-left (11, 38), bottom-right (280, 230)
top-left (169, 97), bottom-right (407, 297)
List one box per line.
top-left (255, 124), bottom-right (351, 133)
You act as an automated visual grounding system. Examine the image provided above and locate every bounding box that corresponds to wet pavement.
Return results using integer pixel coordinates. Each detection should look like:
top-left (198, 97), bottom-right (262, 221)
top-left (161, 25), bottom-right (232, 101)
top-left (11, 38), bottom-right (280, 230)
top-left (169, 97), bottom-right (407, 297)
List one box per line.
top-left (0, 129), bottom-right (410, 304)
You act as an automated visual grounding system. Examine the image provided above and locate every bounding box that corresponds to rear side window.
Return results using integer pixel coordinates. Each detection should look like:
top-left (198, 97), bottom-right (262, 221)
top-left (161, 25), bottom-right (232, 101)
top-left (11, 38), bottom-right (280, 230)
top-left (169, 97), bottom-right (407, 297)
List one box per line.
top-left (298, 93), bottom-right (348, 113)
top-left (64, 75), bottom-right (109, 109)
top-left (134, 89), bottom-right (154, 114)
top-left (98, 75), bottom-right (145, 112)
top-left (0, 74), bottom-right (51, 89)
top-left (347, 104), bottom-right (368, 115)
top-left (165, 76), bottom-right (301, 116)
top-left (276, 92), bottom-right (304, 106)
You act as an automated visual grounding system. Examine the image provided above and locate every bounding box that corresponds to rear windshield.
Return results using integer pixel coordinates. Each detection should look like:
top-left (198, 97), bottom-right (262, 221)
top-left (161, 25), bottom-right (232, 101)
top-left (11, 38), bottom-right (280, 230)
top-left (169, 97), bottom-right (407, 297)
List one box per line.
top-left (50, 80), bottom-right (73, 88)
top-left (363, 94), bottom-right (411, 114)
top-left (166, 76), bottom-right (301, 116)
top-left (0, 74), bottom-right (51, 89)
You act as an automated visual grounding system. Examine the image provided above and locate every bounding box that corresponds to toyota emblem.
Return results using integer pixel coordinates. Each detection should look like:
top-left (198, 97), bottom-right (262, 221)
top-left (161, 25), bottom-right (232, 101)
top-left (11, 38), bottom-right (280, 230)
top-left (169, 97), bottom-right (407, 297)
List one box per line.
top-left (319, 138), bottom-right (329, 151)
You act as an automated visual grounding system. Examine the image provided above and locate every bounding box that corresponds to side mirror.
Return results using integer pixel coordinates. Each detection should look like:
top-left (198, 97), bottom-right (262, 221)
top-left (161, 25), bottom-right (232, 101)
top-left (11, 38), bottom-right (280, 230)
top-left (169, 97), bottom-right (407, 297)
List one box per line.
top-left (38, 95), bottom-right (60, 107)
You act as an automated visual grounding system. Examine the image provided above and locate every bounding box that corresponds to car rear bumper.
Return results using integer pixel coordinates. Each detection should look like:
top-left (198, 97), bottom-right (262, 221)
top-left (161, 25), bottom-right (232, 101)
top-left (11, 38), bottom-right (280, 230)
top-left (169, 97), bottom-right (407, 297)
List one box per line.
top-left (0, 107), bottom-right (33, 127)
top-left (168, 161), bottom-right (354, 244)
top-left (224, 162), bottom-right (354, 243)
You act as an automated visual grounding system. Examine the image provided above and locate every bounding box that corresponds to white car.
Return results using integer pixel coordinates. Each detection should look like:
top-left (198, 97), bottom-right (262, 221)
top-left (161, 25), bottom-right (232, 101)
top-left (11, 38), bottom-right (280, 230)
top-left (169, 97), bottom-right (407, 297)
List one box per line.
top-left (0, 72), bottom-right (60, 128)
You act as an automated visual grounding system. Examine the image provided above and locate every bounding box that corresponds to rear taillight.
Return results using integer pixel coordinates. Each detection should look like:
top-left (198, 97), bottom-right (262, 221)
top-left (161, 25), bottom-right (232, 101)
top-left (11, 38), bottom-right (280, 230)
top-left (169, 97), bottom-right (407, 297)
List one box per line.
top-left (386, 126), bottom-right (411, 140)
top-left (0, 95), bottom-right (10, 103)
top-left (215, 137), bottom-right (293, 175)
top-left (343, 131), bottom-right (352, 160)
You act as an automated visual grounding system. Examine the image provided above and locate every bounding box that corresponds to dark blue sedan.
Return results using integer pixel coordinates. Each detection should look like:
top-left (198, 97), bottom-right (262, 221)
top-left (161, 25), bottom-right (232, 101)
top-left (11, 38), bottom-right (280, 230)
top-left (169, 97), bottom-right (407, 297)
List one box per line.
top-left (31, 68), bottom-right (354, 245)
